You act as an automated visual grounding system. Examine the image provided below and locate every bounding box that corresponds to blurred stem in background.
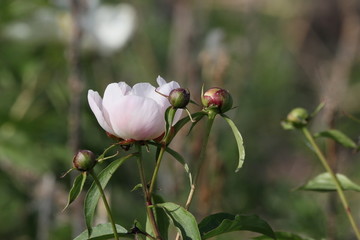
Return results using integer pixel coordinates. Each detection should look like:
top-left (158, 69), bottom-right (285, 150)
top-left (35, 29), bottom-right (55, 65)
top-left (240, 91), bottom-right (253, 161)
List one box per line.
top-left (302, 127), bottom-right (360, 240)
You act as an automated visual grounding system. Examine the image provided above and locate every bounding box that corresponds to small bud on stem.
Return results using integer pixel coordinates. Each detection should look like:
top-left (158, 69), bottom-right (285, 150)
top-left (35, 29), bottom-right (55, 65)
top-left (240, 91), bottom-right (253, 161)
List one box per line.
top-left (168, 88), bottom-right (191, 109)
top-left (201, 87), bottom-right (233, 113)
top-left (73, 150), bottom-right (97, 172)
top-left (286, 108), bottom-right (309, 128)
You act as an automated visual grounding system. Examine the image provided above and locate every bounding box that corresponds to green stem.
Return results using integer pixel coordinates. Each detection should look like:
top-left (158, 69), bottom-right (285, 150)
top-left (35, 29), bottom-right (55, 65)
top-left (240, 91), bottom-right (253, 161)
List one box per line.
top-left (175, 113), bottom-right (216, 240)
top-left (89, 170), bottom-right (119, 240)
top-left (149, 146), bottom-right (166, 196)
top-left (185, 112), bottom-right (215, 209)
top-left (135, 144), bottom-right (162, 240)
top-left (302, 127), bottom-right (360, 240)
top-left (149, 107), bottom-right (176, 196)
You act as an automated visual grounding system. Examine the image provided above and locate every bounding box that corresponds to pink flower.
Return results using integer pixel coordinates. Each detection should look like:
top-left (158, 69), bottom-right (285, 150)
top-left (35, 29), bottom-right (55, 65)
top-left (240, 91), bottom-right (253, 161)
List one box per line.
top-left (88, 76), bottom-right (182, 141)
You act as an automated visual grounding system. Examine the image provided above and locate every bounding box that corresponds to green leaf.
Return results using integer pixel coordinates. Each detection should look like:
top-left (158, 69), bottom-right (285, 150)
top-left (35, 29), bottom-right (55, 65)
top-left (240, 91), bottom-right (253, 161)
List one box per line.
top-left (198, 213), bottom-right (276, 240)
top-left (155, 202), bottom-right (201, 240)
top-left (73, 223), bottom-right (130, 240)
top-left (310, 102), bottom-right (325, 118)
top-left (281, 120), bottom-right (295, 130)
top-left (148, 142), bottom-right (193, 187)
top-left (314, 129), bottom-right (357, 149)
top-left (221, 114), bottom-right (245, 172)
top-left (146, 195), bottom-right (170, 240)
top-left (84, 154), bottom-right (134, 236)
top-left (173, 112), bottom-right (207, 135)
top-left (298, 172), bottom-right (360, 192)
top-left (63, 172), bottom-right (87, 211)
top-left (254, 231), bottom-right (315, 240)
top-left (164, 107), bottom-right (177, 140)
top-left (131, 183), bottom-right (143, 192)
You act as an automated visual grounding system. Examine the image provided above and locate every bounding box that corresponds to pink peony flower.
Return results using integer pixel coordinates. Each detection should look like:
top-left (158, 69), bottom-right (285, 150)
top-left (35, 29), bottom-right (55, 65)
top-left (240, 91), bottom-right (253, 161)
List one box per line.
top-left (88, 76), bottom-right (182, 141)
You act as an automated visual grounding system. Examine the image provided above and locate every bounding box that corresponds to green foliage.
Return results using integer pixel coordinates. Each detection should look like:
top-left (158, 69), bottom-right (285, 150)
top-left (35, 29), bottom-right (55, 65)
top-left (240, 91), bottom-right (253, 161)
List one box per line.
top-left (298, 172), bottom-right (360, 192)
top-left (145, 195), bottom-right (169, 240)
top-left (63, 172), bottom-right (87, 211)
top-left (154, 202), bottom-right (201, 240)
top-left (74, 223), bottom-right (129, 240)
top-left (148, 142), bottom-right (193, 187)
top-left (221, 114), bottom-right (245, 172)
top-left (85, 154), bottom-right (134, 235)
top-left (198, 213), bottom-right (276, 239)
top-left (314, 129), bottom-right (357, 149)
top-left (254, 231), bottom-right (315, 240)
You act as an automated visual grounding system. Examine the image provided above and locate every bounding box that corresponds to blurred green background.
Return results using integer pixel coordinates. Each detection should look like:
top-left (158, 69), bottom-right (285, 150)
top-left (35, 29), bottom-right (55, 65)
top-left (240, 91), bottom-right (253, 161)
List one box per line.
top-left (1, 0), bottom-right (360, 239)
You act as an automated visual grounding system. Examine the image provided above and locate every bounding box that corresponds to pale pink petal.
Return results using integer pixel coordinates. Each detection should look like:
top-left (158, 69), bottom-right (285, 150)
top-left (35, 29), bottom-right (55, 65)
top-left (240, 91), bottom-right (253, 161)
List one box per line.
top-left (87, 90), bottom-right (115, 135)
top-left (131, 82), bottom-right (156, 98)
top-left (153, 80), bottom-right (181, 112)
top-left (156, 75), bottom-right (167, 86)
top-left (105, 95), bottom-right (165, 140)
top-left (156, 80), bottom-right (180, 97)
top-left (103, 82), bottom-right (131, 108)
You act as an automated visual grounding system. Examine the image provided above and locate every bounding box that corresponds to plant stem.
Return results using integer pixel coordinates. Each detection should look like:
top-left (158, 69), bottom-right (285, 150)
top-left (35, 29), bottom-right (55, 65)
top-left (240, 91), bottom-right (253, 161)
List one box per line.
top-left (89, 170), bottom-right (119, 240)
top-left (135, 144), bottom-right (162, 240)
top-left (302, 127), bottom-right (360, 240)
top-left (185, 112), bottom-right (215, 210)
top-left (149, 146), bottom-right (166, 196)
top-left (174, 113), bottom-right (215, 240)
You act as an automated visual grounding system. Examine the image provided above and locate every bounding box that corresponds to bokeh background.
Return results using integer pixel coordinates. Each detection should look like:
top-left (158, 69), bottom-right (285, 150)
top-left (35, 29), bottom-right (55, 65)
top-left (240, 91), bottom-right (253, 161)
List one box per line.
top-left (1, 0), bottom-right (360, 239)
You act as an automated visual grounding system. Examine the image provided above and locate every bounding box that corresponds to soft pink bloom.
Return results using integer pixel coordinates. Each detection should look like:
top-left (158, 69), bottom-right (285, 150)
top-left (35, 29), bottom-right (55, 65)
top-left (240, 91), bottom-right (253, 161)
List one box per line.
top-left (88, 76), bottom-right (182, 140)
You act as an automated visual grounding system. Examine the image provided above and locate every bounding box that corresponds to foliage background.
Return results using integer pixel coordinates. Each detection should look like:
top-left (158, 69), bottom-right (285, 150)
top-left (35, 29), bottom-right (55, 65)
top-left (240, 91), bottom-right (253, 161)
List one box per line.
top-left (1, 0), bottom-right (360, 239)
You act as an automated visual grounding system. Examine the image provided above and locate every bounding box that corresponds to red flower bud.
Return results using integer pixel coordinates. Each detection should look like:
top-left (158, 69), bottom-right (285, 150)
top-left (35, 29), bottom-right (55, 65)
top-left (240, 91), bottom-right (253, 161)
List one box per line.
top-left (201, 87), bottom-right (233, 113)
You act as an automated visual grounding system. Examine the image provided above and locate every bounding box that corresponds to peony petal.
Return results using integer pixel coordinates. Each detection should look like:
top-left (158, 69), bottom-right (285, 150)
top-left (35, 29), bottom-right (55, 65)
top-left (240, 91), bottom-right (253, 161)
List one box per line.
top-left (105, 95), bottom-right (165, 140)
top-left (103, 82), bottom-right (131, 108)
top-left (131, 82), bottom-right (156, 98)
top-left (156, 80), bottom-right (181, 97)
top-left (153, 80), bottom-right (181, 112)
top-left (156, 75), bottom-right (167, 86)
top-left (87, 90), bottom-right (115, 135)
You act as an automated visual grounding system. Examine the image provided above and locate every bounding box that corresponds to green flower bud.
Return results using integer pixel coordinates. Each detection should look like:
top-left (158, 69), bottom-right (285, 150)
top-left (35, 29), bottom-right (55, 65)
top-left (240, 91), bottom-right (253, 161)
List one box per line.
top-left (168, 88), bottom-right (190, 109)
top-left (201, 87), bottom-right (233, 113)
top-left (286, 108), bottom-right (309, 128)
top-left (73, 150), bottom-right (97, 172)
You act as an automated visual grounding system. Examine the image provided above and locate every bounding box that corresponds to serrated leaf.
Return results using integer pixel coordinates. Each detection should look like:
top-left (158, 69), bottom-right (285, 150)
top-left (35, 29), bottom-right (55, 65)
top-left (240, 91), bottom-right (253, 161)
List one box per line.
top-left (73, 223), bottom-right (130, 240)
top-left (155, 202), bottom-right (201, 240)
top-left (63, 172), bottom-right (87, 211)
top-left (254, 231), bottom-right (315, 240)
top-left (85, 154), bottom-right (134, 236)
top-left (298, 172), bottom-right (360, 192)
top-left (198, 213), bottom-right (276, 240)
top-left (146, 195), bottom-right (170, 240)
top-left (221, 114), bottom-right (245, 172)
top-left (314, 129), bottom-right (357, 149)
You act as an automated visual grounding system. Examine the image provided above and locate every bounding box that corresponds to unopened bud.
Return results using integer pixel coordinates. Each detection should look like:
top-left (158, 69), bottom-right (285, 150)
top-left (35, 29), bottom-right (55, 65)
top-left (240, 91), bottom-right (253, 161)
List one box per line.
top-left (168, 88), bottom-right (190, 109)
top-left (73, 150), bottom-right (97, 172)
top-left (286, 108), bottom-right (309, 128)
top-left (202, 87), bottom-right (233, 113)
